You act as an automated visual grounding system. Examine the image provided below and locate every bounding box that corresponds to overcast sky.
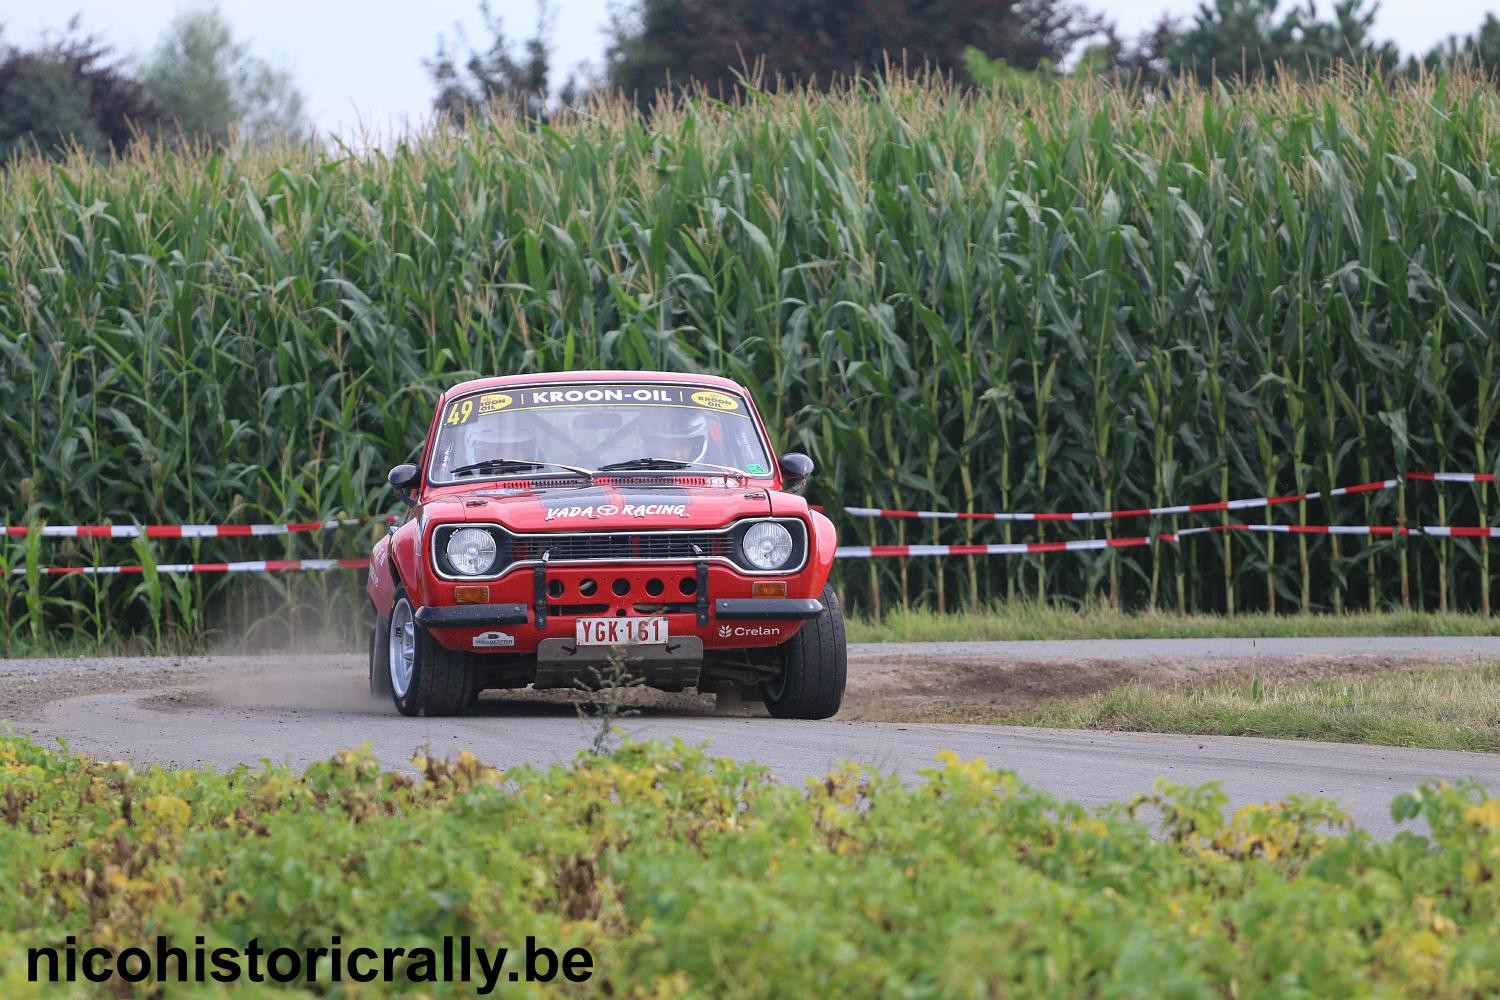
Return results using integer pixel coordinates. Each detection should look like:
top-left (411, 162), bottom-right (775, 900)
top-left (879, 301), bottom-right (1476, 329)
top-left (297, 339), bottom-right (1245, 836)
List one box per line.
top-left (5, 1), bottom-right (1497, 139)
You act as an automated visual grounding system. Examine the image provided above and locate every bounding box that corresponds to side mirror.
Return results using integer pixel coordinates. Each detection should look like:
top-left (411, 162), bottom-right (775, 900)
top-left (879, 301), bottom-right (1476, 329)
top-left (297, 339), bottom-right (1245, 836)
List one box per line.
top-left (388, 464), bottom-right (420, 508)
top-left (778, 453), bottom-right (814, 495)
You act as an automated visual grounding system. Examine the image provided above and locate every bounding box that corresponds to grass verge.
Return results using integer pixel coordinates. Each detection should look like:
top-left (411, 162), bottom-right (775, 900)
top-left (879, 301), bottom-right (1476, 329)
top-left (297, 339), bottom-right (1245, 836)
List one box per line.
top-left (2, 734), bottom-right (1499, 995)
top-left (1005, 662), bottom-right (1500, 753)
top-left (846, 603), bottom-right (1500, 643)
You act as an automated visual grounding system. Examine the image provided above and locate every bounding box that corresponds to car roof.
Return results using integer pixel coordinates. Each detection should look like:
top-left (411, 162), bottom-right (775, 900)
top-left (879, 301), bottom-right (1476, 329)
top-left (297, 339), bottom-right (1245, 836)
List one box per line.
top-left (441, 370), bottom-right (751, 402)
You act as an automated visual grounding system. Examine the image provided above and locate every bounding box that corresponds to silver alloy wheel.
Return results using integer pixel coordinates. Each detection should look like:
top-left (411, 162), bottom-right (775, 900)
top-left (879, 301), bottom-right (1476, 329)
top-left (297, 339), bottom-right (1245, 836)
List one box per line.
top-left (389, 598), bottom-right (416, 697)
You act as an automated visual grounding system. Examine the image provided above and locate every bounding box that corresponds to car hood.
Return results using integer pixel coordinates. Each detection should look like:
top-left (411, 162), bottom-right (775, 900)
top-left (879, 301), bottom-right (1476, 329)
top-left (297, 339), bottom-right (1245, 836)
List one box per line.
top-left (419, 477), bottom-right (776, 533)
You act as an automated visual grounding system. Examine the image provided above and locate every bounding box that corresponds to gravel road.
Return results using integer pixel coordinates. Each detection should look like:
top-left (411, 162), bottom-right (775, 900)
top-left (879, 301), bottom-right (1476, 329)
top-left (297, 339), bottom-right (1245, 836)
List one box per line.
top-left (3, 636), bottom-right (1498, 838)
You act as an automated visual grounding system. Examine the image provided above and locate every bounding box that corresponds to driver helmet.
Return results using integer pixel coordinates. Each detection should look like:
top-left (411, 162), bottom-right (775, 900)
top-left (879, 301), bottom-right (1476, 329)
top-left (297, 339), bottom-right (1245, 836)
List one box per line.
top-left (642, 408), bottom-right (708, 464)
top-left (467, 412), bottom-right (539, 464)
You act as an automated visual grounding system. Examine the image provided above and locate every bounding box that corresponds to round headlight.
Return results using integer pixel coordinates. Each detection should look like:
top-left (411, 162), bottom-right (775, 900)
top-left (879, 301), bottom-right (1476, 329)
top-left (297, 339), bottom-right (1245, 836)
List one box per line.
top-left (741, 521), bottom-right (794, 570)
top-left (445, 527), bottom-right (498, 576)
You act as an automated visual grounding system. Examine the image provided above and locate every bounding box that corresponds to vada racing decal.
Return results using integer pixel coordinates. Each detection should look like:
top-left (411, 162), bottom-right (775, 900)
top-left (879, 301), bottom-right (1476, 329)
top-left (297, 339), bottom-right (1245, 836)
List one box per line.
top-left (543, 503), bottom-right (690, 522)
top-left (538, 487), bottom-right (695, 521)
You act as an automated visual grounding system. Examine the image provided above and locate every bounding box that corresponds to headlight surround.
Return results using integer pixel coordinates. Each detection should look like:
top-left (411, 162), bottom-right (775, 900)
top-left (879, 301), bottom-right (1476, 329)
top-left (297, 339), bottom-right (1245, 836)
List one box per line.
top-left (444, 527), bottom-right (498, 576)
top-left (741, 521), bottom-right (794, 570)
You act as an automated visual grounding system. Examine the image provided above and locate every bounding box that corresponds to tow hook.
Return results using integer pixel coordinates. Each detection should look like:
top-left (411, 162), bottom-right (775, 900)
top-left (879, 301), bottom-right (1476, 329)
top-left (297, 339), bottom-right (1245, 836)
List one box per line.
top-left (533, 549), bottom-right (551, 629)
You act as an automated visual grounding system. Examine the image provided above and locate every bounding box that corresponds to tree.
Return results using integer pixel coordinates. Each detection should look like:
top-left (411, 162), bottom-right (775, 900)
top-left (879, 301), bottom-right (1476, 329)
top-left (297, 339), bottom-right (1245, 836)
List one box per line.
top-left (141, 5), bottom-right (309, 145)
top-left (1166, 0), bottom-right (1398, 84)
top-left (605, 0), bottom-right (1106, 104)
top-left (962, 47), bottom-right (1060, 94)
top-left (426, 1), bottom-right (564, 123)
top-left (1413, 13), bottom-right (1500, 76)
top-left (1095, 17), bottom-right (1178, 85)
top-left (0, 20), bottom-right (165, 162)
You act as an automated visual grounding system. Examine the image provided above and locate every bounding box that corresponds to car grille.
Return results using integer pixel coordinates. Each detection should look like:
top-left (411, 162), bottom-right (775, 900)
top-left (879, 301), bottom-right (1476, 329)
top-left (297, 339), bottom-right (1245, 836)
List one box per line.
top-left (510, 532), bottom-right (733, 563)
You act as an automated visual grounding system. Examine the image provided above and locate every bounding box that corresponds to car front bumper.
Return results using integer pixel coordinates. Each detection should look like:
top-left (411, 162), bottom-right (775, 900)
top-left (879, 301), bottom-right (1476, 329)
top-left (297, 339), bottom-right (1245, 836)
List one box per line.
top-left (413, 559), bottom-right (828, 654)
top-left (713, 598), bottom-right (824, 619)
top-left (414, 597), bottom-right (823, 631)
top-left (414, 603), bottom-right (530, 628)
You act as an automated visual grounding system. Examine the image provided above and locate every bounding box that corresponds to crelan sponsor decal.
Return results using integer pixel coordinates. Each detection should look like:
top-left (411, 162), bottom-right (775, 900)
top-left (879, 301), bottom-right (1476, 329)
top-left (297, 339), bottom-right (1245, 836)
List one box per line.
top-left (717, 624), bottom-right (782, 638)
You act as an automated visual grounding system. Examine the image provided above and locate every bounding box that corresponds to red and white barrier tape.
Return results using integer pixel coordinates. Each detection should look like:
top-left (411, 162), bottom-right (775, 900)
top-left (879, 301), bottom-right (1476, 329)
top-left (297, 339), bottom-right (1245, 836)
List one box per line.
top-left (12, 559), bottom-right (371, 577)
top-left (835, 533), bottom-right (1180, 559)
top-left (7, 470), bottom-right (1485, 538)
top-left (1422, 526), bottom-right (1500, 538)
top-left (832, 478), bottom-right (1400, 523)
top-left (1217, 523), bottom-right (1412, 537)
top-left (4, 518), bottom-right (376, 539)
top-left (1405, 471), bottom-right (1495, 484)
top-left (1214, 524), bottom-right (1499, 538)
top-left (20, 522), bottom-right (1498, 570)
top-left (836, 523), bottom-right (1498, 557)
top-left (7, 466), bottom-right (1492, 571)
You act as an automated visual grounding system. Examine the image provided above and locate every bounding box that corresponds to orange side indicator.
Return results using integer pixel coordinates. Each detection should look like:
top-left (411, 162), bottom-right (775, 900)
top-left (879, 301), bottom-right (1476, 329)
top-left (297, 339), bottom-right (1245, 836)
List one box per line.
top-left (751, 581), bottom-right (787, 598)
top-left (453, 585), bottom-right (490, 604)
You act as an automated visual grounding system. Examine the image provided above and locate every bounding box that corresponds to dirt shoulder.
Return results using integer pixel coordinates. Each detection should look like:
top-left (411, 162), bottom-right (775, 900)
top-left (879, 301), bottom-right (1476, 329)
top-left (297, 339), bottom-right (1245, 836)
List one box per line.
top-left (5, 638), bottom-right (1499, 728)
top-left (835, 639), bottom-right (1500, 722)
top-left (0, 653), bottom-right (720, 723)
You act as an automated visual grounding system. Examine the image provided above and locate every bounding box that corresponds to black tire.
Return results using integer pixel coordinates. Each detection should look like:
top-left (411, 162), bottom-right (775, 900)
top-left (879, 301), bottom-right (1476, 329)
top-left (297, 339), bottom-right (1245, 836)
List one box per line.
top-left (369, 608), bottom-right (393, 700)
top-left (386, 587), bottom-right (475, 717)
top-left (762, 584), bottom-right (846, 720)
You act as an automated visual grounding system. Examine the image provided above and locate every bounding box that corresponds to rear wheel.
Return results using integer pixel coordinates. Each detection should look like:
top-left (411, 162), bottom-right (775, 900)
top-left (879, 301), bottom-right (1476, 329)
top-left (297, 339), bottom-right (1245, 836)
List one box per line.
top-left (762, 585), bottom-right (846, 720)
top-left (388, 588), bottom-right (475, 717)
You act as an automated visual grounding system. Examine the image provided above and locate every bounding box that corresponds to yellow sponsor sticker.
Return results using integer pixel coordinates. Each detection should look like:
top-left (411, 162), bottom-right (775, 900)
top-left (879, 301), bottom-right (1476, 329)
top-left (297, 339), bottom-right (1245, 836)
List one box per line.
top-left (690, 390), bottom-right (739, 412)
top-left (477, 393), bottom-right (513, 414)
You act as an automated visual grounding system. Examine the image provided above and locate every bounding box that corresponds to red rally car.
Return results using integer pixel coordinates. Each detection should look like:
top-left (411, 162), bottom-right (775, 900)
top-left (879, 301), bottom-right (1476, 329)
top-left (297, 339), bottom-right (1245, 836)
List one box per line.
top-left (366, 371), bottom-right (846, 719)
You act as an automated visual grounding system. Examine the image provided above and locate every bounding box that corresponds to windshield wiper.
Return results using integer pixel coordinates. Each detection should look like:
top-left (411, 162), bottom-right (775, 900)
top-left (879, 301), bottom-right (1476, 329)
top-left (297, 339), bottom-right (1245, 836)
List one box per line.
top-left (597, 457), bottom-right (689, 471)
top-left (597, 457), bottom-right (748, 476)
top-left (450, 458), bottom-right (592, 479)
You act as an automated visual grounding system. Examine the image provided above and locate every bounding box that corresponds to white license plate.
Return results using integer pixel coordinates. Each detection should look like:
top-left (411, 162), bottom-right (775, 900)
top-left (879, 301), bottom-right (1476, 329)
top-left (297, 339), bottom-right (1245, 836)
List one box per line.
top-left (574, 617), bottom-right (669, 646)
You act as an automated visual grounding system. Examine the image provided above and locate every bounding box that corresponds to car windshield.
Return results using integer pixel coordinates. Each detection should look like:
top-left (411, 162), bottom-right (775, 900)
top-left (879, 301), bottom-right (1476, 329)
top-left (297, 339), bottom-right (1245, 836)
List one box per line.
top-left (426, 382), bottom-right (774, 484)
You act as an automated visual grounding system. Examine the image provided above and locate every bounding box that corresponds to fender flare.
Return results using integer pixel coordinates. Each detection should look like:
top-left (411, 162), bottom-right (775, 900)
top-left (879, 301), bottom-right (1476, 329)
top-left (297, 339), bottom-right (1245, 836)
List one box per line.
top-left (389, 520), bottom-right (429, 608)
top-left (368, 519), bottom-right (426, 613)
top-left (807, 509), bottom-right (838, 591)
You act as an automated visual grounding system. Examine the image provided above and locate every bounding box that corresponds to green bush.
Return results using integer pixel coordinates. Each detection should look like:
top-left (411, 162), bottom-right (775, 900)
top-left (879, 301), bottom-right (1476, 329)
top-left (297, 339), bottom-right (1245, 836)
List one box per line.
top-left (3, 72), bottom-right (1500, 641)
top-left (2, 733), bottom-right (1498, 995)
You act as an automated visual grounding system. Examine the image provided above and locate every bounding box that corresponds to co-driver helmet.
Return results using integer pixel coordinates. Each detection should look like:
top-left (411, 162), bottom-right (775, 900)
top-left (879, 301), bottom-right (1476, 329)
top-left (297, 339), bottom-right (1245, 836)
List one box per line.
top-left (641, 408), bottom-right (708, 464)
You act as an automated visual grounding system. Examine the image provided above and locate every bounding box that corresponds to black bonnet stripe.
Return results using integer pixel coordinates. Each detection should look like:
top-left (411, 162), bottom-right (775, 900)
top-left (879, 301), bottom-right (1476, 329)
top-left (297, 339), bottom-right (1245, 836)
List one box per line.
top-left (536, 489), bottom-right (616, 511)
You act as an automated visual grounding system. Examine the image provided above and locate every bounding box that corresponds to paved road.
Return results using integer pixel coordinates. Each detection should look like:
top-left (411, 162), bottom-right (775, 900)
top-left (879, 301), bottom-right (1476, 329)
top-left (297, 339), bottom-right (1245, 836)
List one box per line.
top-left (4, 637), bottom-right (1498, 838)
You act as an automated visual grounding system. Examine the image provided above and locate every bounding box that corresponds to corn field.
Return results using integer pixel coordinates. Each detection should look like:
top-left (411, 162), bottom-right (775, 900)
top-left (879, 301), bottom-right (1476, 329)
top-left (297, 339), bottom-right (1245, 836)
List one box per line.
top-left (2, 70), bottom-right (1499, 649)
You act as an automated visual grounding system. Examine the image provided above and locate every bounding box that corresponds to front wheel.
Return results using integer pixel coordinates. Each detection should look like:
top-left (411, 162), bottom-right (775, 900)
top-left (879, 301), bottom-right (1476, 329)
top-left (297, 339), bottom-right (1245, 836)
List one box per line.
top-left (369, 608), bottom-right (393, 700)
top-left (762, 584), bottom-right (846, 720)
top-left (387, 588), bottom-right (475, 717)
